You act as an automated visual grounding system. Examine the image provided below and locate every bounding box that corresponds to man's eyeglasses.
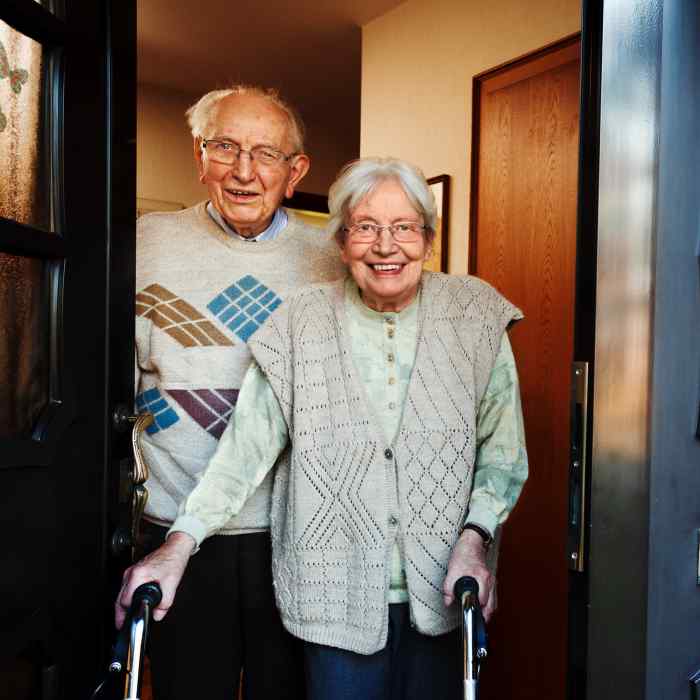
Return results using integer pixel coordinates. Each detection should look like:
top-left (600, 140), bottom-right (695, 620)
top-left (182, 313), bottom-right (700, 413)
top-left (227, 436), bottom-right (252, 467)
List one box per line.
top-left (344, 222), bottom-right (427, 244)
top-left (201, 139), bottom-right (296, 167)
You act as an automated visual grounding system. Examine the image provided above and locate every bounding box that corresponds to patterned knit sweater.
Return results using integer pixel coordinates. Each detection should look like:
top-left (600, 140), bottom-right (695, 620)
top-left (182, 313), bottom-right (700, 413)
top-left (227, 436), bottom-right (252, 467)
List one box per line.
top-left (249, 272), bottom-right (523, 653)
top-left (135, 202), bottom-right (345, 532)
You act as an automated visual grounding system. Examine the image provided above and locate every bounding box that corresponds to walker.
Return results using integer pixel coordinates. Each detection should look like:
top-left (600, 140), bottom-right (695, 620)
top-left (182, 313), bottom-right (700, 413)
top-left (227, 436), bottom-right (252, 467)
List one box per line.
top-left (90, 581), bottom-right (162, 700)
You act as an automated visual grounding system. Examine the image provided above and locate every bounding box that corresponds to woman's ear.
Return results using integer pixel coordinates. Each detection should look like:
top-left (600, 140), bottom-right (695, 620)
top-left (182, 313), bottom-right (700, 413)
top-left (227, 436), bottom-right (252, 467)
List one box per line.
top-left (338, 238), bottom-right (349, 265)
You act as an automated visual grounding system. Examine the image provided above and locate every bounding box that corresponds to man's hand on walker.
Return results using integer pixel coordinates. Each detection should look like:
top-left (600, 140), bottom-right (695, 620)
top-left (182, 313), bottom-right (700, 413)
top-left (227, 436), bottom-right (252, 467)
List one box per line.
top-left (115, 531), bottom-right (196, 628)
top-left (442, 529), bottom-right (496, 622)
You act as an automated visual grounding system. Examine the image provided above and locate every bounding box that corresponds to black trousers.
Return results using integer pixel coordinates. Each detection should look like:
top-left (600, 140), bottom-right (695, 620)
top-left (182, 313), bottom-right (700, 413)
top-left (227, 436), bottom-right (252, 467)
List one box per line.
top-left (141, 521), bottom-right (304, 700)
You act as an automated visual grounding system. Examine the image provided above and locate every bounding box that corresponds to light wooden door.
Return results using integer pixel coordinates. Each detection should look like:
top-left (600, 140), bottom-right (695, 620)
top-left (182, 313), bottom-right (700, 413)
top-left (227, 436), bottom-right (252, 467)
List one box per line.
top-left (470, 37), bottom-right (581, 700)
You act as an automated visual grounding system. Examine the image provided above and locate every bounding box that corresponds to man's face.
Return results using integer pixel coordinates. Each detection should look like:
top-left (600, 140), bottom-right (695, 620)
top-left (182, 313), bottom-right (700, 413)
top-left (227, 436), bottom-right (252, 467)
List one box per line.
top-left (195, 94), bottom-right (309, 237)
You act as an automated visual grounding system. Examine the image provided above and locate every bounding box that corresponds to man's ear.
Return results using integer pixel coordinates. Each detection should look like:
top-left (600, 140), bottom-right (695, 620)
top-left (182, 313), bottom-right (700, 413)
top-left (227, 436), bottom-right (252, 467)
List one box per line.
top-left (193, 138), bottom-right (206, 183)
top-left (284, 154), bottom-right (311, 198)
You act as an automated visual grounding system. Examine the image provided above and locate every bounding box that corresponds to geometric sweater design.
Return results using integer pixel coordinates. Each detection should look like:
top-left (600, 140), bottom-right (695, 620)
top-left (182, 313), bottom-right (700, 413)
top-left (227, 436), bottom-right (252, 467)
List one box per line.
top-left (208, 274), bottom-right (283, 343)
top-left (249, 272), bottom-right (523, 654)
top-left (135, 275), bottom-right (279, 435)
top-left (135, 202), bottom-right (345, 530)
top-left (136, 283), bottom-right (233, 348)
top-left (167, 388), bottom-right (239, 440)
top-left (135, 387), bottom-right (179, 435)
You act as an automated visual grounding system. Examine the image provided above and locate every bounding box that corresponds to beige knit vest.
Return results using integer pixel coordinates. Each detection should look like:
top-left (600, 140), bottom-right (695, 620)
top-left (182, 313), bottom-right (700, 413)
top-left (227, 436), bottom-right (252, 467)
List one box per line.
top-left (250, 272), bottom-right (523, 654)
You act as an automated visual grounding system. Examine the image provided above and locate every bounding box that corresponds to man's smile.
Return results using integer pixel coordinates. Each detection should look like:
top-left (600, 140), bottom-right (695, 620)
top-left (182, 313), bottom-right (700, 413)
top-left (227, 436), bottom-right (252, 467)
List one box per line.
top-left (224, 188), bottom-right (259, 200)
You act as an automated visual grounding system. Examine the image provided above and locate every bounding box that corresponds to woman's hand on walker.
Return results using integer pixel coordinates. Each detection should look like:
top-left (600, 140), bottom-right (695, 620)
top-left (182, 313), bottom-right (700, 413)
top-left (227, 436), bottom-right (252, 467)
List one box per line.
top-left (442, 529), bottom-right (496, 621)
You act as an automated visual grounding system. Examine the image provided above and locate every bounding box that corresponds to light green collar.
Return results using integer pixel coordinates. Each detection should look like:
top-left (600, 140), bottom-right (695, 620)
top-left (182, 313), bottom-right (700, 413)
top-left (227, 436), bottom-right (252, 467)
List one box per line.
top-left (344, 277), bottom-right (420, 323)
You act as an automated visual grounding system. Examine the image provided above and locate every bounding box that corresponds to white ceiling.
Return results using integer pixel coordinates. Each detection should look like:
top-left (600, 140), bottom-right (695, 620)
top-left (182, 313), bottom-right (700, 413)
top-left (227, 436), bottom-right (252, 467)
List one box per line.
top-left (138, 0), bottom-right (407, 113)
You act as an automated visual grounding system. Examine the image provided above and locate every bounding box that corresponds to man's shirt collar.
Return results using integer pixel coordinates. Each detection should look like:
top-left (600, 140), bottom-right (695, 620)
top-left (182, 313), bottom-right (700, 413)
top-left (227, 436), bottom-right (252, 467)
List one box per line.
top-left (206, 202), bottom-right (288, 242)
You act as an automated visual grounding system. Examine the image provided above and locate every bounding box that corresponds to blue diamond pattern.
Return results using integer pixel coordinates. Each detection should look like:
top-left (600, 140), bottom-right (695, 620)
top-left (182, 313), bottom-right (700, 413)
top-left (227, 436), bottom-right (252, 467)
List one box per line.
top-left (239, 275), bottom-right (257, 291)
top-left (239, 320), bottom-right (259, 341)
top-left (208, 295), bottom-right (229, 315)
top-left (228, 313), bottom-right (247, 330)
top-left (207, 276), bottom-right (283, 342)
top-left (136, 388), bottom-right (180, 434)
top-left (220, 306), bottom-right (238, 323)
top-left (224, 285), bottom-right (242, 300)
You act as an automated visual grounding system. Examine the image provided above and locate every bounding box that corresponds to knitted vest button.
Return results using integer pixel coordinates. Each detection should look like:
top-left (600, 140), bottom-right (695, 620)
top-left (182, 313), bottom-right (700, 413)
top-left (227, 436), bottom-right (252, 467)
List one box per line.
top-left (384, 448), bottom-right (393, 460)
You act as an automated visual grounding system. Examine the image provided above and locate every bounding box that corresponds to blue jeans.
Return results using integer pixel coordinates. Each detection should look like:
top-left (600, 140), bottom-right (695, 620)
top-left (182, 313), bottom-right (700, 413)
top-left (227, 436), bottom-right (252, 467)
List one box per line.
top-left (304, 604), bottom-right (461, 700)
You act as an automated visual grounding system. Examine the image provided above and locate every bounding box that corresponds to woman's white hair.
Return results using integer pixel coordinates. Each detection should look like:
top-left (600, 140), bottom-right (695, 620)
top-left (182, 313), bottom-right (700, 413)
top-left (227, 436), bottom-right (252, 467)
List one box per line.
top-left (328, 157), bottom-right (437, 245)
top-left (185, 84), bottom-right (306, 153)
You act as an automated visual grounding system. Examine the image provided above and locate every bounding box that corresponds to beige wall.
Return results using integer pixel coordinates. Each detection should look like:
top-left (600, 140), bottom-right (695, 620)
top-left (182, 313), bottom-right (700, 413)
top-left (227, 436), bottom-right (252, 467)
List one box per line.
top-left (137, 84), bottom-right (202, 208)
top-left (137, 83), bottom-right (354, 207)
top-left (361, 0), bottom-right (581, 273)
top-left (303, 113), bottom-right (359, 195)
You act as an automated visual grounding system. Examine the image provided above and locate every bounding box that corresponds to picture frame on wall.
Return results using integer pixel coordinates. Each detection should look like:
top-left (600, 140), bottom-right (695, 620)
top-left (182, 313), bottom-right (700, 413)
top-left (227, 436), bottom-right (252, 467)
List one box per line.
top-left (425, 174), bottom-right (450, 273)
top-left (283, 191), bottom-right (330, 230)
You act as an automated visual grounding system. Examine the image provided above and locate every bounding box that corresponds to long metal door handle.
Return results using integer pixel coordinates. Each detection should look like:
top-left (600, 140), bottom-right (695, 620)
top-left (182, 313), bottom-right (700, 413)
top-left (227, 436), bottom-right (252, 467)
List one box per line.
top-left (130, 412), bottom-right (153, 485)
top-left (567, 362), bottom-right (589, 572)
top-left (111, 408), bottom-right (154, 559)
top-left (129, 413), bottom-right (153, 557)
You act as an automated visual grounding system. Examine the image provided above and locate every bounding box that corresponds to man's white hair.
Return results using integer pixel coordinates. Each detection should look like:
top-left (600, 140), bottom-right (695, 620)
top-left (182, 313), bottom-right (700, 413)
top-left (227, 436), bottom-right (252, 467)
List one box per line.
top-left (327, 157), bottom-right (438, 245)
top-left (185, 84), bottom-right (306, 153)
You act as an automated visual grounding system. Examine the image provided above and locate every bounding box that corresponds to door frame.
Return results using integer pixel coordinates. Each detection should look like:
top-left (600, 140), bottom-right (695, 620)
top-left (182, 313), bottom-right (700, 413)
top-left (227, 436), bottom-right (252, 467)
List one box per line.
top-left (0, 1), bottom-right (136, 695)
top-left (468, 28), bottom-right (600, 700)
top-left (584, 0), bottom-right (700, 698)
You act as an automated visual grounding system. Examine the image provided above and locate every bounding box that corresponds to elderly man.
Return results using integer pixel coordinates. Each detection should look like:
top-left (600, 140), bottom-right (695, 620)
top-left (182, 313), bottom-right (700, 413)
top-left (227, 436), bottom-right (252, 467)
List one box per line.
top-left (128, 85), bottom-right (344, 700)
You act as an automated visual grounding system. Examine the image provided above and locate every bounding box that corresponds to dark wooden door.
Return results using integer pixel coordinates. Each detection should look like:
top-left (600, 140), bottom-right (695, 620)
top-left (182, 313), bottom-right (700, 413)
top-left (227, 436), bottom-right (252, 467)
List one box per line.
top-left (470, 37), bottom-right (581, 700)
top-left (0, 1), bottom-right (135, 697)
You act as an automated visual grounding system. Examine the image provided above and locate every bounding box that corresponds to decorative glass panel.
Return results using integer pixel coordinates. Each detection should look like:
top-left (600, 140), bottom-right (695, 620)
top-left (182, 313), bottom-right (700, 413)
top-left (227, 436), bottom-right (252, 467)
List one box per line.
top-left (0, 253), bottom-right (48, 438)
top-left (0, 20), bottom-right (49, 230)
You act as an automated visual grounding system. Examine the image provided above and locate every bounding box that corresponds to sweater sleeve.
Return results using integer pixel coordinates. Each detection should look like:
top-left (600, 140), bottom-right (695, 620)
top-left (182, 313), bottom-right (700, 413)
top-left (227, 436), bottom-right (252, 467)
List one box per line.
top-left (168, 362), bottom-right (289, 547)
top-left (465, 333), bottom-right (528, 538)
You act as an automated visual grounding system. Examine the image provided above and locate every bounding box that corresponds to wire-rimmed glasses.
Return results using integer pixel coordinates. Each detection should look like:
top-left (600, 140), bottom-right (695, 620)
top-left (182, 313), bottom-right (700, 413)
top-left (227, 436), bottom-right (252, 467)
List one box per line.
top-left (344, 221), bottom-right (427, 244)
top-left (201, 139), bottom-right (296, 167)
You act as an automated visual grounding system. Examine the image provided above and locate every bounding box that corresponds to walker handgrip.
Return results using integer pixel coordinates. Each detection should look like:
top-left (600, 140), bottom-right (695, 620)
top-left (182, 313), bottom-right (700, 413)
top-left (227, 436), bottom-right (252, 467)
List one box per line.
top-left (109, 582), bottom-right (162, 671)
top-left (455, 575), bottom-right (488, 656)
top-left (131, 581), bottom-right (162, 609)
top-left (453, 575), bottom-right (479, 602)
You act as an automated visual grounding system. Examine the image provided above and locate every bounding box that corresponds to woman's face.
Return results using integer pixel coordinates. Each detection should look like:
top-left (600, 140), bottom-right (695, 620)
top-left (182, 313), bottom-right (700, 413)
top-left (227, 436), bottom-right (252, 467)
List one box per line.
top-left (339, 179), bottom-right (430, 313)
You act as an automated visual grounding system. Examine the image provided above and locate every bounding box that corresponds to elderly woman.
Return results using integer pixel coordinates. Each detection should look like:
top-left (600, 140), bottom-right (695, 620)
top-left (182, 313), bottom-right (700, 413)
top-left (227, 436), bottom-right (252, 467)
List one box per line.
top-left (118, 157), bottom-right (528, 700)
